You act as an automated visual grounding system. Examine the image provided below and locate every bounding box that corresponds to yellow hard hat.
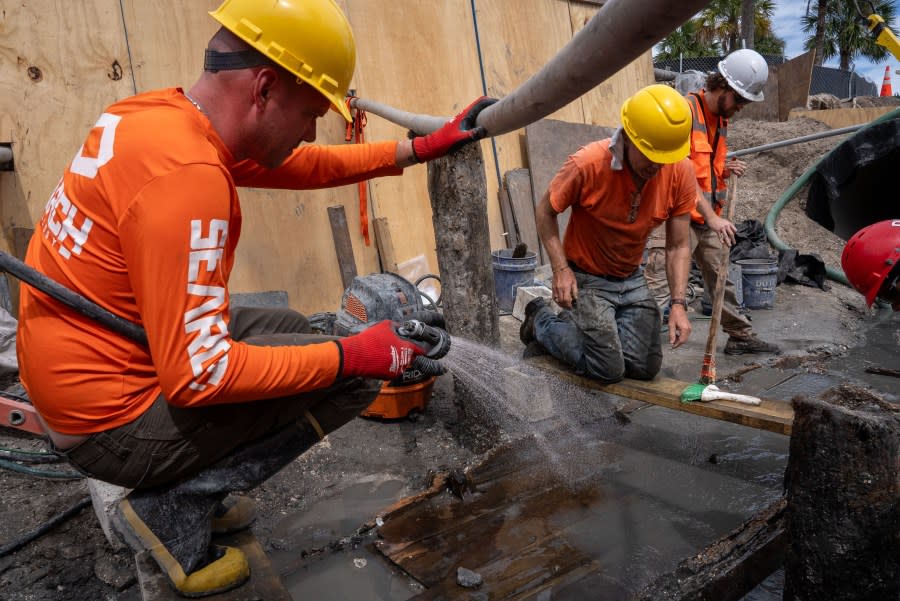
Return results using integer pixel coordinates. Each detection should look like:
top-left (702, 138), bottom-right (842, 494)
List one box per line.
top-left (210, 0), bottom-right (356, 122)
top-left (620, 84), bottom-right (691, 164)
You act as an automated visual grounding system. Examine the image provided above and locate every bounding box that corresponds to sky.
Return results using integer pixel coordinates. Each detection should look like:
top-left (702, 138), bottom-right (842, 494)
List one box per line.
top-left (771, 0), bottom-right (899, 93)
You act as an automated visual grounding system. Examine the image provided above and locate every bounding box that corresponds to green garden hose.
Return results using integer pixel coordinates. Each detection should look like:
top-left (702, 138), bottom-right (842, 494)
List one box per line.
top-left (764, 106), bottom-right (900, 286)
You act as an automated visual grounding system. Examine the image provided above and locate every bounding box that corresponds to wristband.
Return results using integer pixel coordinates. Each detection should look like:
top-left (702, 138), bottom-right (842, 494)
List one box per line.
top-left (669, 298), bottom-right (688, 310)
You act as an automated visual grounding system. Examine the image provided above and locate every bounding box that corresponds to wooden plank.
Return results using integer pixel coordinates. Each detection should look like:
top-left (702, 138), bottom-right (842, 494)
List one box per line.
top-left (776, 50), bottom-right (816, 121)
top-left (373, 216), bottom-right (398, 273)
top-left (504, 169), bottom-right (540, 263)
top-left (528, 355), bottom-right (794, 436)
top-left (635, 499), bottom-right (787, 601)
top-left (327, 205), bottom-right (357, 290)
top-left (524, 119), bottom-right (615, 249)
top-left (788, 106), bottom-right (898, 128)
top-left (497, 179), bottom-right (520, 249)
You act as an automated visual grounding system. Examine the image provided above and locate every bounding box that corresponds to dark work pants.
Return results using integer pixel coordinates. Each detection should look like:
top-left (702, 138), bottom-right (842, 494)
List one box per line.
top-left (59, 306), bottom-right (381, 572)
top-left (532, 269), bottom-right (663, 383)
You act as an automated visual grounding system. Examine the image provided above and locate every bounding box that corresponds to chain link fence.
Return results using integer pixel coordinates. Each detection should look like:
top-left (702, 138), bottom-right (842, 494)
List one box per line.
top-left (653, 55), bottom-right (878, 99)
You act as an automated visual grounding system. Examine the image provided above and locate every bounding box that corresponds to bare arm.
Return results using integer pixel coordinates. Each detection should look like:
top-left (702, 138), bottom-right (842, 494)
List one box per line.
top-left (536, 191), bottom-right (578, 308)
top-left (695, 188), bottom-right (736, 246)
top-left (664, 213), bottom-right (693, 348)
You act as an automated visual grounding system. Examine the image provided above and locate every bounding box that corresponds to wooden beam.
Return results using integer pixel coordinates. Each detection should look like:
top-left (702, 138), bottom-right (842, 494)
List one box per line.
top-left (528, 355), bottom-right (794, 436)
top-left (327, 205), bottom-right (357, 290)
top-left (635, 499), bottom-right (787, 601)
top-left (373, 216), bottom-right (397, 274)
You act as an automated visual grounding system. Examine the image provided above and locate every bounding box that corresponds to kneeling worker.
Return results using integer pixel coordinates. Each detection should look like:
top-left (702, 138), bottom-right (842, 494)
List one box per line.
top-left (520, 84), bottom-right (696, 383)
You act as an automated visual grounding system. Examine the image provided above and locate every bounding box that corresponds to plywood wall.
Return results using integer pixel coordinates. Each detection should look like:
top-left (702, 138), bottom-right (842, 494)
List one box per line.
top-left (0, 0), bottom-right (652, 314)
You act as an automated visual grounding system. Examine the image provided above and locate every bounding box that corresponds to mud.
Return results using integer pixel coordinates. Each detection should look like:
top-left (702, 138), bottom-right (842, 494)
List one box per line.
top-left (0, 114), bottom-right (897, 600)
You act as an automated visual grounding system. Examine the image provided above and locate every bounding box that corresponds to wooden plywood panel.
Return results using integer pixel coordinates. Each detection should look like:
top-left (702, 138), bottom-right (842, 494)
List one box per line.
top-left (777, 50), bottom-right (815, 121)
top-left (476, 0), bottom-right (585, 252)
top-left (568, 3), bottom-right (655, 127)
top-left (119, 0), bottom-right (219, 91)
top-left (788, 106), bottom-right (898, 128)
top-left (343, 0), bottom-right (487, 280)
top-left (0, 2), bottom-right (135, 253)
top-left (525, 119), bottom-right (615, 247)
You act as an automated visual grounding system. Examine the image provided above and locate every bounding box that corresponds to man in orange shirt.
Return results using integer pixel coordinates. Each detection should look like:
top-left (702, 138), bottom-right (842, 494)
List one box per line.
top-left (644, 49), bottom-right (779, 355)
top-left (519, 85), bottom-right (696, 383)
top-left (16, 0), bottom-right (493, 596)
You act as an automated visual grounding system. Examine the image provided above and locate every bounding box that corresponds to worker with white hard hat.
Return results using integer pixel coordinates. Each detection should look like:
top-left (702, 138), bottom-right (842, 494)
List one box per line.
top-left (644, 48), bottom-right (780, 356)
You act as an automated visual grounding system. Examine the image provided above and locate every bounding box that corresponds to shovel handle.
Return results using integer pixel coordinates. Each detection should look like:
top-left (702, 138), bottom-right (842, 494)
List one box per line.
top-left (706, 390), bottom-right (762, 405)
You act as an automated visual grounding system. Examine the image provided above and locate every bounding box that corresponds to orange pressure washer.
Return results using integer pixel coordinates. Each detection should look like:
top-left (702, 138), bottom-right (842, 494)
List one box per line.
top-left (329, 273), bottom-right (448, 420)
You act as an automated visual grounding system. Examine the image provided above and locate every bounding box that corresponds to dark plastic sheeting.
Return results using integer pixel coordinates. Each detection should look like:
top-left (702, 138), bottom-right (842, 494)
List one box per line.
top-left (806, 117), bottom-right (900, 240)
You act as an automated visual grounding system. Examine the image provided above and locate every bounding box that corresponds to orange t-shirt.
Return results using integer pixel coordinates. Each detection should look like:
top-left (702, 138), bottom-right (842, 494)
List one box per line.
top-left (17, 87), bottom-right (403, 434)
top-left (549, 139), bottom-right (696, 277)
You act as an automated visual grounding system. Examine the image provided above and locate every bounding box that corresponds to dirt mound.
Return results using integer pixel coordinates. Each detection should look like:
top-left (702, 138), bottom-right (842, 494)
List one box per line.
top-left (730, 116), bottom-right (848, 271)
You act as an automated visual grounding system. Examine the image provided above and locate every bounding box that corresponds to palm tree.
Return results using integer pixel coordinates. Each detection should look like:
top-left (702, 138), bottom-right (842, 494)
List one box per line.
top-left (806, 0), bottom-right (830, 65)
top-left (742, 0), bottom-right (756, 48)
top-left (802, 0), bottom-right (898, 70)
top-left (697, 0), bottom-right (781, 55)
top-left (655, 20), bottom-right (716, 62)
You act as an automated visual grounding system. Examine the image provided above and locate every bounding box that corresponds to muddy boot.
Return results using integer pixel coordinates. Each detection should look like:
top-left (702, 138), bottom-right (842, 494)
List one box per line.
top-left (112, 416), bottom-right (323, 597)
top-left (519, 297), bottom-right (547, 345)
top-left (114, 498), bottom-right (250, 598)
top-left (724, 334), bottom-right (781, 355)
top-left (211, 495), bottom-right (256, 535)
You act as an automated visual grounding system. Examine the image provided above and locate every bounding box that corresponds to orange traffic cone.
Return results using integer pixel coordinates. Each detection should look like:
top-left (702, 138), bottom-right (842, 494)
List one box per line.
top-left (880, 65), bottom-right (893, 96)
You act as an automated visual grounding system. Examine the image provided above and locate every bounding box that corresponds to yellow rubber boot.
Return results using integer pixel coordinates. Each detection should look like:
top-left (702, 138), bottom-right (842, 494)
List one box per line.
top-left (116, 499), bottom-right (250, 597)
top-left (211, 495), bottom-right (257, 535)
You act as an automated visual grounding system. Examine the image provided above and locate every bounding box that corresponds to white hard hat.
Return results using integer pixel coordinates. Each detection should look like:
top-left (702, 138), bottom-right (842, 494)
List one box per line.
top-left (718, 49), bottom-right (768, 102)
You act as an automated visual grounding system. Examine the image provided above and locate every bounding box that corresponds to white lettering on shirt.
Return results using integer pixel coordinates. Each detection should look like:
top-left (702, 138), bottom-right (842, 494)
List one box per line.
top-left (185, 219), bottom-right (230, 391)
top-left (40, 178), bottom-right (94, 260)
top-left (70, 113), bottom-right (121, 179)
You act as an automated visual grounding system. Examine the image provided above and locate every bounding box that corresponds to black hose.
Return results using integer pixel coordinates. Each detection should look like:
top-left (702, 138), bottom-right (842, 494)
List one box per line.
top-left (0, 447), bottom-right (64, 464)
top-left (0, 497), bottom-right (92, 558)
top-left (0, 458), bottom-right (83, 480)
top-left (0, 251), bottom-right (147, 345)
top-left (0, 389), bottom-right (30, 403)
top-left (414, 274), bottom-right (442, 308)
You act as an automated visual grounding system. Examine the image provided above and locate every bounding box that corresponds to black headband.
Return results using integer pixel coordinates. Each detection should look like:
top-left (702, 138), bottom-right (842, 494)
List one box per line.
top-left (204, 49), bottom-right (274, 72)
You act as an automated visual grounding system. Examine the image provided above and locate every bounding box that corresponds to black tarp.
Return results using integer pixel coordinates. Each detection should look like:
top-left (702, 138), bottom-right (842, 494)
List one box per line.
top-left (806, 115), bottom-right (900, 240)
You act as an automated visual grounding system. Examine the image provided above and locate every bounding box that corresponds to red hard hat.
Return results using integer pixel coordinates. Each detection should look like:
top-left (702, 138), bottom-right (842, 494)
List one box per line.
top-left (840, 219), bottom-right (900, 306)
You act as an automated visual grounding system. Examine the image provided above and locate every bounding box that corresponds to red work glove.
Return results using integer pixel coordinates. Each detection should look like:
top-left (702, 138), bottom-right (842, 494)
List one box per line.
top-left (335, 320), bottom-right (427, 380)
top-left (411, 96), bottom-right (497, 162)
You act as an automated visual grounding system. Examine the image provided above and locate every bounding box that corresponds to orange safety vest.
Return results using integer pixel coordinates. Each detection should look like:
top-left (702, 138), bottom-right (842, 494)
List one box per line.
top-left (686, 91), bottom-right (728, 224)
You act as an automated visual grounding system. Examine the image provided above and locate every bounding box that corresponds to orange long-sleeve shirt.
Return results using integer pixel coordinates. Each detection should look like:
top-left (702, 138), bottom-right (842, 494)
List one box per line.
top-left (17, 88), bottom-right (402, 434)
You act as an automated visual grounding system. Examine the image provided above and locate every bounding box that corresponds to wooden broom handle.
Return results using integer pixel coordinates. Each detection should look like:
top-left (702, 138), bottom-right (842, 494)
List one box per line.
top-left (700, 178), bottom-right (738, 384)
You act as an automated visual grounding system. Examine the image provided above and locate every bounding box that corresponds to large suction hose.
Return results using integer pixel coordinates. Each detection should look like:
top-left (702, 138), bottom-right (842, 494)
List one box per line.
top-left (352, 0), bottom-right (709, 136)
top-left (765, 107), bottom-right (900, 286)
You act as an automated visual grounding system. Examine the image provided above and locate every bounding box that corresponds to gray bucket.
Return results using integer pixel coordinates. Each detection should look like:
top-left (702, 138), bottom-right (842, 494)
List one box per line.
top-left (492, 249), bottom-right (538, 312)
top-left (737, 258), bottom-right (777, 309)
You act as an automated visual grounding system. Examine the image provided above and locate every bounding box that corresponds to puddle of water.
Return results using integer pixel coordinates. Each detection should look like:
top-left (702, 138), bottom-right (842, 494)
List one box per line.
top-left (270, 477), bottom-right (422, 600)
top-left (274, 336), bottom-right (790, 600)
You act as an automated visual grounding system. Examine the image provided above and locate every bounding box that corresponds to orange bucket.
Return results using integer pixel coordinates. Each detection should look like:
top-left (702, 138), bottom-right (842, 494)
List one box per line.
top-left (361, 376), bottom-right (436, 420)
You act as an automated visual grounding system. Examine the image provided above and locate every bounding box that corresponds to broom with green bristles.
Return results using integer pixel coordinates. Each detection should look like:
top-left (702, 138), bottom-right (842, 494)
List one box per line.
top-left (680, 180), bottom-right (761, 407)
